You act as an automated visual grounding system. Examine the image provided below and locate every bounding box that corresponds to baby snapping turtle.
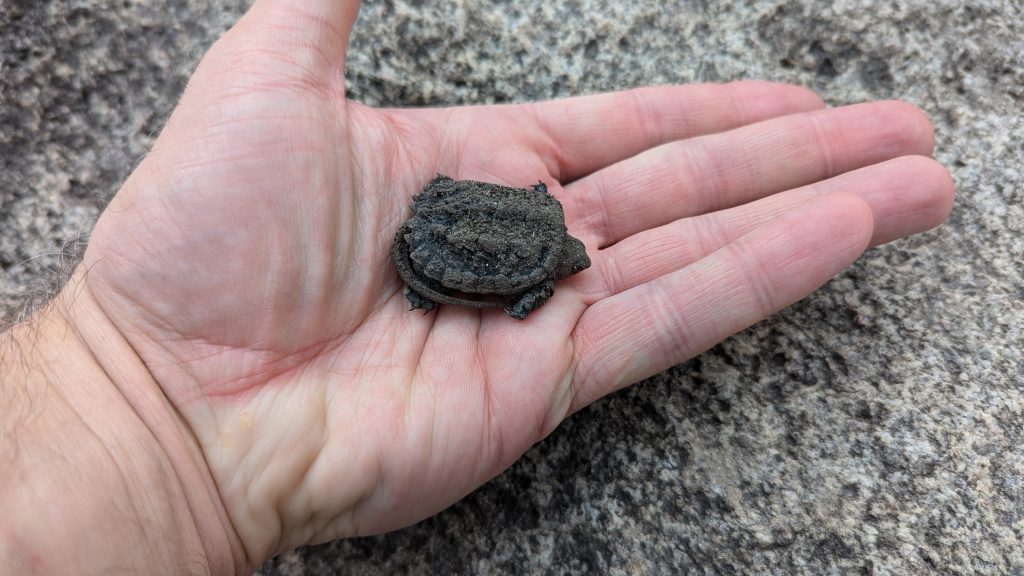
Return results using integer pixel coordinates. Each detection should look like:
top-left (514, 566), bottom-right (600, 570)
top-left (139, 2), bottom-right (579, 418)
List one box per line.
top-left (392, 174), bottom-right (591, 319)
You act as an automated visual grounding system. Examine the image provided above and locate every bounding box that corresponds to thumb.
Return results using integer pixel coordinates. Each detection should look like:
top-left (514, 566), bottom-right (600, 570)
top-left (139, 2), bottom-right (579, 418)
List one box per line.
top-left (180, 0), bottom-right (361, 101)
top-left (241, 0), bottom-right (362, 72)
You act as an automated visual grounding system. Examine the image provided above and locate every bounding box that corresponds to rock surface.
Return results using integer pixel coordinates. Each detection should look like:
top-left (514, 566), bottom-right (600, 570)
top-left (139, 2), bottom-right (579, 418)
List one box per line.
top-left (2, 1), bottom-right (1022, 574)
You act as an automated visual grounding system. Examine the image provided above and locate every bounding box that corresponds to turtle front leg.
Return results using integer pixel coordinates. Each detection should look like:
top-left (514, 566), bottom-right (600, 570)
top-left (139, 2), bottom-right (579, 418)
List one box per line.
top-left (405, 287), bottom-right (436, 313)
top-left (505, 280), bottom-right (555, 319)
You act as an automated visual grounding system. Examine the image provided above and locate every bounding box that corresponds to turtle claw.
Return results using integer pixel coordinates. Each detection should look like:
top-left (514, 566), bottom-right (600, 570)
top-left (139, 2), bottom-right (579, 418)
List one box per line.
top-left (405, 287), bottom-right (436, 313)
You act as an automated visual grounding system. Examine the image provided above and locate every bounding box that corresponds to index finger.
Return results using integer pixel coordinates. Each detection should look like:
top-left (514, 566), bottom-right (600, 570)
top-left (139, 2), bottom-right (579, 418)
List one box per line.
top-left (527, 81), bottom-right (825, 183)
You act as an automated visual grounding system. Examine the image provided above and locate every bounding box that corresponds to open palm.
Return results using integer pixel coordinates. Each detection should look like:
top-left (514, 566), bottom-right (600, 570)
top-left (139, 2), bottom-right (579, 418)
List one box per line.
top-left (80, 0), bottom-right (952, 567)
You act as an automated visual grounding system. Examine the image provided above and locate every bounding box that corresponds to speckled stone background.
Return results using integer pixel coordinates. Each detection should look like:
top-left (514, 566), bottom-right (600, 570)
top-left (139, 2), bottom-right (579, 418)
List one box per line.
top-left (2, 1), bottom-right (1022, 574)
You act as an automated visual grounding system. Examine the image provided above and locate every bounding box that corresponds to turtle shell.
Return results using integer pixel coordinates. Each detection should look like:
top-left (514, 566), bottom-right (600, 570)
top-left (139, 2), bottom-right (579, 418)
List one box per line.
top-left (402, 176), bottom-right (567, 296)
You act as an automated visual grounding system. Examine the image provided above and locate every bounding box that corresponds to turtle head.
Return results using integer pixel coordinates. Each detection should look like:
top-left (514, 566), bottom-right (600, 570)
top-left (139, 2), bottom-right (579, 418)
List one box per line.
top-left (556, 234), bottom-right (591, 279)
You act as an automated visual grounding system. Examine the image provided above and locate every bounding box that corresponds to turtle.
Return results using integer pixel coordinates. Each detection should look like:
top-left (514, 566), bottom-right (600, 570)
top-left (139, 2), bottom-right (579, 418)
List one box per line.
top-left (392, 174), bottom-right (591, 319)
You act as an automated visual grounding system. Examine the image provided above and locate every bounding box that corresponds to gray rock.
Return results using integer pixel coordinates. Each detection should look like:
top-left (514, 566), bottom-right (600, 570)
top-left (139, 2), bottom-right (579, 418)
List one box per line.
top-left (2, 1), bottom-right (1021, 574)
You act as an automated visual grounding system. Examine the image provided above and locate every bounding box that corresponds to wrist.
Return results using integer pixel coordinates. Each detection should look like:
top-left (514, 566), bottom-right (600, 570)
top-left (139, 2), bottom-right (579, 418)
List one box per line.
top-left (0, 271), bottom-right (247, 575)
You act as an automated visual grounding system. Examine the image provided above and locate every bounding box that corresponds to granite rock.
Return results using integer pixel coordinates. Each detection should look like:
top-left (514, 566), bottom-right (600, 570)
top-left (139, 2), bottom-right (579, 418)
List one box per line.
top-left (2, 1), bottom-right (1022, 574)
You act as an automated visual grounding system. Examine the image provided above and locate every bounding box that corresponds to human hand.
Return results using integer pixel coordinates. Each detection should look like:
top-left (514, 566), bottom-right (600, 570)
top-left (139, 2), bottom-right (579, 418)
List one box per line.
top-left (7, 0), bottom-right (953, 572)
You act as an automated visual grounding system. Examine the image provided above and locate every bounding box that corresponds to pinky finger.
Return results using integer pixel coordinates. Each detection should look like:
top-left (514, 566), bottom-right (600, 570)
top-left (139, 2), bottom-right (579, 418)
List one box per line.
top-left (569, 192), bottom-right (874, 412)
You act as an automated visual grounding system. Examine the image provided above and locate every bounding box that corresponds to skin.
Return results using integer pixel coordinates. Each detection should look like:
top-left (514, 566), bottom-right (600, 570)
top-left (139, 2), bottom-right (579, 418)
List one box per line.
top-left (0, 0), bottom-right (954, 573)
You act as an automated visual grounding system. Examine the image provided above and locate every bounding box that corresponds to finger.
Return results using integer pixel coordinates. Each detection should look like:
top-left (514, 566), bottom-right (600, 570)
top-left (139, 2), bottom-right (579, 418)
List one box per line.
top-left (230, 0), bottom-right (361, 71)
top-left (592, 155), bottom-right (954, 298)
top-left (570, 193), bottom-right (874, 412)
top-left (567, 100), bottom-right (935, 248)
top-left (528, 81), bottom-right (825, 182)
